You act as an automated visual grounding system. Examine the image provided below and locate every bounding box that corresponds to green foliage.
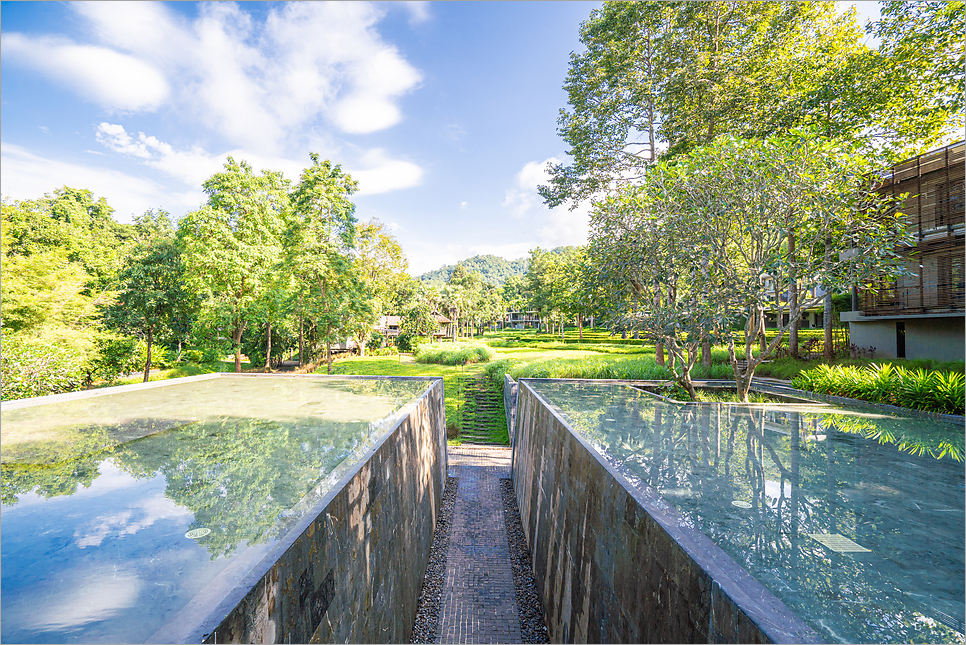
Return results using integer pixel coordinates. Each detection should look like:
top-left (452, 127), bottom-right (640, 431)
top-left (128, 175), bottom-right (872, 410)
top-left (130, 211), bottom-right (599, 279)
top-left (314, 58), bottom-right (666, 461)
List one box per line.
top-left (90, 334), bottom-right (142, 383)
top-left (401, 301), bottom-right (439, 339)
top-left (485, 354), bottom-right (672, 382)
top-left (589, 132), bottom-right (911, 400)
top-left (369, 345), bottom-right (399, 357)
top-left (395, 331), bottom-right (417, 353)
top-left (416, 342), bottom-right (492, 366)
top-left (418, 254), bottom-right (528, 287)
top-left (178, 157), bottom-right (292, 372)
top-left (869, 0), bottom-right (965, 156)
top-left (541, 1), bottom-right (963, 208)
top-left (792, 363), bottom-right (965, 415)
top-left (1, 335), bottom-right (87, 400)
top-left (105, 233), bottom-right (186, 381)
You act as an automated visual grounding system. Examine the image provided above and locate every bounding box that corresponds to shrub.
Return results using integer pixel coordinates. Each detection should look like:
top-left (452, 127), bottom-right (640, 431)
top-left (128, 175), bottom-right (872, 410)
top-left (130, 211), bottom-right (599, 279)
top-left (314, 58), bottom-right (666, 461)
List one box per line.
top-left (1, 335), bottom-right (87, 401)
top-left (91, 334), bottom-right (141, 382)
top-left (416, 342), bottom-right (492, 365)
top-left (792, 363), bottom-right (965, 415)
top-left (369, 346), bottom-right (399, 357)
top-left (396, 331), bottom-right (418, 353)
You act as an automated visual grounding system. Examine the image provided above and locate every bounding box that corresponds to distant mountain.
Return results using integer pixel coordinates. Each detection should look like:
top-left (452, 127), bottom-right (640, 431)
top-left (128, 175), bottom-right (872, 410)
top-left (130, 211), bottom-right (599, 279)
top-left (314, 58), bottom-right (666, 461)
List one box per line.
top-left (417, 254), bottom-right (529, 287)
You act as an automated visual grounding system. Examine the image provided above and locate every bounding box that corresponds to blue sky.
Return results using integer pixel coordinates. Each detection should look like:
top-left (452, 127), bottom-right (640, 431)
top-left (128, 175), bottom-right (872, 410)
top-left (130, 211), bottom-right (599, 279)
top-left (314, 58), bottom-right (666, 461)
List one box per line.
top-left (0, 1), bottom-right (881, 275)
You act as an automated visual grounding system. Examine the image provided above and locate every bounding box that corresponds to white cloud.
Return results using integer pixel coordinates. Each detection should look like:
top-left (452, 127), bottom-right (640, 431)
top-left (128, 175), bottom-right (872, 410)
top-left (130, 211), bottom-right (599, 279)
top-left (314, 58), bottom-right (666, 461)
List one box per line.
top-left (537, 201), bottom-right (590, 248)
top-left (460, 201), bottom-right (468, 210)
top-left (34, 570), bottom-right (143, 631)
top-left (1, 33), bottom-right (170, 112)
top-left (501, 156), bottom-right (589, 247)
top-left (349, 148), bottom-right (423, 196)
top-left (443, 123), bottom-right (466, 141)
top-left (38, 126), bottom-right (49, 134)
top-left (401, 1), bottom-right (431, 25)
top-left (75, 493), bottom-right (190, 548)
top-left (503, 157), bottom-right (559, 217)
top-left (1, 142), bottom-right (204, 220)
top-left (75, 1), bottom-right (418, 148)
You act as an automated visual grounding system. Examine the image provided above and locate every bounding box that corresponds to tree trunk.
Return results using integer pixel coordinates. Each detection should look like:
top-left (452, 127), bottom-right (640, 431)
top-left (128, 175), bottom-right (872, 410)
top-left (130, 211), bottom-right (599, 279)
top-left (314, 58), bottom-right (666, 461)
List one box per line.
top-left (326, 325), bottom-right (333, 374)
top-left (656, 342), bottom-right (665, 367)
top-left (578, 313), bottom-right (583, 340)
top-left (143, 326), bottom-right (153, 383)
top-left (788, 233), bottom-right (799, 357)
top-left (177, 338), bottom-right (182, 362)
top-left (298, 312), bottom-right (304, 366)
top-left (758, 308), bottom-right (767, 353)
top-left (701, 338), bottom-right (712, 369)
top-left (233, 320), bottom-right (246, 373)
top-left (824, 290), bottom-right (834, 359)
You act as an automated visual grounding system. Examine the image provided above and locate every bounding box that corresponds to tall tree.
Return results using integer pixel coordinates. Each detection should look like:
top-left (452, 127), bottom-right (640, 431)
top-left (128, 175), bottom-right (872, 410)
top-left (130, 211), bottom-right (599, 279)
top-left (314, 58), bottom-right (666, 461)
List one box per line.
top-left (288, 153), bottom-right (359, 372)
top-left (178, 158), bottom-right (291, 372)
top-left (353, 218), bottom-right (409, 355)
top-left (107, 220), bottom-right (186, 382)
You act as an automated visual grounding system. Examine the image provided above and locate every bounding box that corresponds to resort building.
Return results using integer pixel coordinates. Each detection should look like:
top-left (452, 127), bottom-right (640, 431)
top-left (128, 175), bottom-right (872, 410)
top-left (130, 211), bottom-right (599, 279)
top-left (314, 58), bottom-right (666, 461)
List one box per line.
top-left (842, 140), bottom-right (965, 361)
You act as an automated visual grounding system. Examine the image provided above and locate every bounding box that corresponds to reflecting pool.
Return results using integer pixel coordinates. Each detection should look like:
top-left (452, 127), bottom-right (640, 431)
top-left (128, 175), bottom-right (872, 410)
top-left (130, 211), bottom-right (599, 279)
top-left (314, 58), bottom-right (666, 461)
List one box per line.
top-left (1, 375), bottom-right (432, 643)
top-left (527, 380), bottom-right (965, 644)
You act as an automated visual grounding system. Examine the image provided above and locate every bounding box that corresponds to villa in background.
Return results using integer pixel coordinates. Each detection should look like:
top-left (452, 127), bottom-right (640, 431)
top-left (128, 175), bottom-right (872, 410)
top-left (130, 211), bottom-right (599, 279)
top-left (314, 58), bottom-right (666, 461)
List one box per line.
top-left (843, 140), bottom-right (965, 361)
top-left (374, 313), bottom-right (453, 343)
top-left (504, 311), bottom-right (542, 330)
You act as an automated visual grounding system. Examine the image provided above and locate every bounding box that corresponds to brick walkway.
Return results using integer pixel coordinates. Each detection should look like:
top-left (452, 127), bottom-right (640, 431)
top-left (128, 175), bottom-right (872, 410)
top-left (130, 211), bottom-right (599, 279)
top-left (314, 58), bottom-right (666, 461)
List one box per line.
top-left (437, 445), bottom-right (522, 644)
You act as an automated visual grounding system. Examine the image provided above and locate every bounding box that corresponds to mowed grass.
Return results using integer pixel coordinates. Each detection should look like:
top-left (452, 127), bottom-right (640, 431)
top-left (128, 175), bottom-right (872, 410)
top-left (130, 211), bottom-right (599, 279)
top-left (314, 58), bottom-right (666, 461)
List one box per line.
top-left (326, 354), bottom-right (485, 443)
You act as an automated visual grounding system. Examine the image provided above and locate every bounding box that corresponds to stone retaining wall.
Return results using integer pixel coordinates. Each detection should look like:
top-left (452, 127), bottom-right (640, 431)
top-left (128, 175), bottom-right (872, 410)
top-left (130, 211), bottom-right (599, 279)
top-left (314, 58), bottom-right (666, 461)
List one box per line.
top-left (511, 380), bottom-right (819, 644)
top-left (504, 374), bottom-right (518, 446)
top-left (192, 378), bottom-right (447, 644)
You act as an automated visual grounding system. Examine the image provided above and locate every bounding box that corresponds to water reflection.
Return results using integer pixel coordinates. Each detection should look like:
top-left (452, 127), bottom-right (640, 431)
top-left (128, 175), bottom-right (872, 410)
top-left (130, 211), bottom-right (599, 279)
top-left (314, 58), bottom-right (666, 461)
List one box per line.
top-left (0, 376), bottom-right (431, 643)
top-left (529, 380), bottom-right (966, 645)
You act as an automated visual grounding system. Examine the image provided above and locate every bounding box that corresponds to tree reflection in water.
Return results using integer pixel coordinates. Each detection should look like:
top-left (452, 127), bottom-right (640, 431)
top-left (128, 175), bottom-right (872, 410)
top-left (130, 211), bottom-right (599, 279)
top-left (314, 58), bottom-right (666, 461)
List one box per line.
top-left (531, 381), bottom-right (965, 644)
top-left (2, 415), bottom-right (368, 558)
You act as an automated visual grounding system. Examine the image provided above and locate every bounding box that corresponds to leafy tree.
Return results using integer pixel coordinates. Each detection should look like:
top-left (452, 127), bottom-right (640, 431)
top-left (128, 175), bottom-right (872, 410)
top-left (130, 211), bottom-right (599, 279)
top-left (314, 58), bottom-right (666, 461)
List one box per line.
top-left (178, 157), bottom-right (292, 372)
top-left (106, 215), bottom-right (186, 382)
top-left (352, 219), bottom-right (409, 356)
top-left (540, 1), bottom-right (963, 209)
top-left (288, 154), bottom-right (360, 372)
top-left (400, 300), bottom-right (439, 345)
top-left (867, 0), bottom-right (965, 157)
top-left (501, 275), bottom-right (528, 314)
top-left (591, 133), bottom-right (911, 400)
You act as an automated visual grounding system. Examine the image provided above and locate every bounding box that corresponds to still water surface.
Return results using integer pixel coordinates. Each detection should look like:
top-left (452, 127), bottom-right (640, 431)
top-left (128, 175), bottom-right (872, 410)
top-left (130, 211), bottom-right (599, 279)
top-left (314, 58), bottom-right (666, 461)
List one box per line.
top-left (529, 380), bottom-right (965, 644)
top-left (1, 376), bottom-right (431, 643)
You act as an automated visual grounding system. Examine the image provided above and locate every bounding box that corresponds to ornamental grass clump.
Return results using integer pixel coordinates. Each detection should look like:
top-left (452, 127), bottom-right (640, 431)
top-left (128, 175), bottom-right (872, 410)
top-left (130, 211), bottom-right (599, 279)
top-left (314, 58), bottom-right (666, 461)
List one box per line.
top-left (415, 342), bottom-right (492, 366)
top-left (792, 363), bottom-right (965, 415)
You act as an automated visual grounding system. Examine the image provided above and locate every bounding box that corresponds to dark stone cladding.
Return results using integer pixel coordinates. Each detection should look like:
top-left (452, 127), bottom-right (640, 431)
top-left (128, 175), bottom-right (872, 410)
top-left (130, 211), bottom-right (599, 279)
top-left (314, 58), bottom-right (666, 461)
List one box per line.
top-left (183, 377), bottom-right (447, 644)
top-left (511, 379), bottom-right (821, 644)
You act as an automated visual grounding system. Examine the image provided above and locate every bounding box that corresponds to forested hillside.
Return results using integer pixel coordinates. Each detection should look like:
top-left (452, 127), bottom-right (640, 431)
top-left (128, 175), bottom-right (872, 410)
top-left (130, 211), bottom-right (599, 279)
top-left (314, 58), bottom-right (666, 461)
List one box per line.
top-left (417, 254), bottom-right (528, 287)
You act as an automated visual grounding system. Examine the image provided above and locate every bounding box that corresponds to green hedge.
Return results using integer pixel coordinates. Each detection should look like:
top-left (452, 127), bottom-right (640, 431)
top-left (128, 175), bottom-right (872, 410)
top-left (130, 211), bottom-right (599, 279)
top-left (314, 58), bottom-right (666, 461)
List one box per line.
top-left (792, 363), bottom-right (965, 415)
top-left (415, 342), bottom-right (492, 366)
top-left (1, 336), bottom-right (87, 401)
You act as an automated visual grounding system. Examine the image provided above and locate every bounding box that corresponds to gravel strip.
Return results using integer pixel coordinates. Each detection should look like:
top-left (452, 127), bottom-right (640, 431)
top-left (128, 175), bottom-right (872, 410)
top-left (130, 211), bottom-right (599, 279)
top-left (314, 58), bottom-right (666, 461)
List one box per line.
top-left (500, 478), bottom-right (550, 644)
top-left (411, 477), bottom-right (458, 644)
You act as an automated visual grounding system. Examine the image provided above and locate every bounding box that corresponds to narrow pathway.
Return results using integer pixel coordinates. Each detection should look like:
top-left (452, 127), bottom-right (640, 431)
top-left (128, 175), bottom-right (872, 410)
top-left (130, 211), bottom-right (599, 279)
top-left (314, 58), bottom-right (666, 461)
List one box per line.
top-left (437, 446), bottom-right (522, 643)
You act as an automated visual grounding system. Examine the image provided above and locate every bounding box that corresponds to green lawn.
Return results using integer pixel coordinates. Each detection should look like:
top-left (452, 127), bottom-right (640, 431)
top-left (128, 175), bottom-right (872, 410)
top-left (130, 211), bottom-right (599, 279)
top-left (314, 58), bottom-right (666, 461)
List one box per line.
top-left (327, 354), bottom-right (487, 443)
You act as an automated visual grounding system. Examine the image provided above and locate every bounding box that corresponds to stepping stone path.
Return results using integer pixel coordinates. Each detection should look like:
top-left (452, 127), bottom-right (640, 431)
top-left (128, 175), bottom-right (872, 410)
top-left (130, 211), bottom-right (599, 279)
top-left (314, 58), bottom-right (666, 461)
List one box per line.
top-left (458, 376), bottom-right (505, 445)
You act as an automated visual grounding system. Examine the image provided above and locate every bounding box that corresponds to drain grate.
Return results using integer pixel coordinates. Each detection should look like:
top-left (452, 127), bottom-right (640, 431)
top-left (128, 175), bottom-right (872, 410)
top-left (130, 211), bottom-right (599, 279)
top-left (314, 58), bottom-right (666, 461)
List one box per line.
top-left (807, 533), bottom-right (871, 553)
